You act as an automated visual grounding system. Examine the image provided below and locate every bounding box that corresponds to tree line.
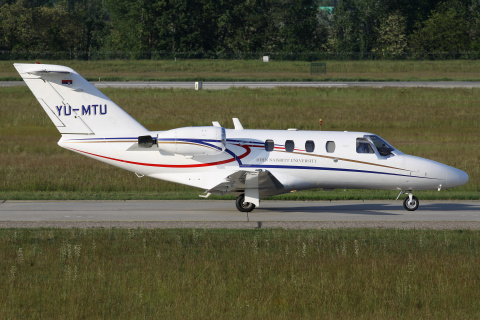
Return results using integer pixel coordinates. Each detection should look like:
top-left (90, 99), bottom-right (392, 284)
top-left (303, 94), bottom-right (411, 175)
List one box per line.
top-left (1, 0), bottom-right (479, 60)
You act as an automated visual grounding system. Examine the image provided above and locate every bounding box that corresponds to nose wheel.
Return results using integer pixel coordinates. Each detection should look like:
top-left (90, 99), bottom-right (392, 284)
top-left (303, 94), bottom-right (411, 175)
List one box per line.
top-left (403, 194), bottom-right (419, 211)
top-left (397, 191), bottom-right (419, 211)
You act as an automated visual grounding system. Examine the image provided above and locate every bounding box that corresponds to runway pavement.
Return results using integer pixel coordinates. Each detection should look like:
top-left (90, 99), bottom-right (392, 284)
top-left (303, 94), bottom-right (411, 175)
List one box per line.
top-left (1, 200), bottom-right (480, 229)
top-left (2, 81), bottom-right (480, 89)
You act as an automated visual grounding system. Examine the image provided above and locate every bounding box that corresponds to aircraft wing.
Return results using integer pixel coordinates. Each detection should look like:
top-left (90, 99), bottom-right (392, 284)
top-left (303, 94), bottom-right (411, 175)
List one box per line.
top-left (206, 170), bottom-right (285, 197)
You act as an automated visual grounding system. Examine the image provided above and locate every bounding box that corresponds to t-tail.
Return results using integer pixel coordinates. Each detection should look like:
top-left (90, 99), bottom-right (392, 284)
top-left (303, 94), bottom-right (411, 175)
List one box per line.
top-left (14, 63), bottom-right (147, 136)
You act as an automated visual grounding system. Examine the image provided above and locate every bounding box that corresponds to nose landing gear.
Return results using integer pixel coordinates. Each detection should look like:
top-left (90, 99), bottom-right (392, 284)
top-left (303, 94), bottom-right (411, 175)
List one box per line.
top-left (398, 191), bottom-right (419, 211)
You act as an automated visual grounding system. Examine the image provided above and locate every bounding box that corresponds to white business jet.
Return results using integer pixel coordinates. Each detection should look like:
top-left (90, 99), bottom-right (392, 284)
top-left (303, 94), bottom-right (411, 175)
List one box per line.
top-left (14, 63), bottom-right (468, 212)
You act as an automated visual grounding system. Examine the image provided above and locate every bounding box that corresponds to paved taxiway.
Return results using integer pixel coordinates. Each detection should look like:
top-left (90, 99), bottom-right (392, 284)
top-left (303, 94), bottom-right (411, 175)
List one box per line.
top-left (93, 81), bottom-right (480, 89)
top-left (2, 81), bottom-right (480, 89)
top-left (1, 200), bottom-right (479, 229)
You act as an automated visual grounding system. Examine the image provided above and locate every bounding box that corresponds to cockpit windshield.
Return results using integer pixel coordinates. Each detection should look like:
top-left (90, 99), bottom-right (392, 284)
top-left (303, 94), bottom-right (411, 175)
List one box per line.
top-left (365, 135), bottom-right (396, 157)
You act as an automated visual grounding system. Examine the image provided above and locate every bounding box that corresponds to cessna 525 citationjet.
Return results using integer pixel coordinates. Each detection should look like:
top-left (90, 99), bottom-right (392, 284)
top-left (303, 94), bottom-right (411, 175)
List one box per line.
top-left (14, 63), bottom-right (468, 212)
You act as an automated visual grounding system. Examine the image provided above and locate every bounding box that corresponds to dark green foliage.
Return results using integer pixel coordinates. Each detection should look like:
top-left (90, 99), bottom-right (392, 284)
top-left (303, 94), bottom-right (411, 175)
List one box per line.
top-left (410, 7), bottom-right (471, 58)
top-left (1, 0), bottom-right (479, 60)
top-left (0, 0), bottom-right (107, 59)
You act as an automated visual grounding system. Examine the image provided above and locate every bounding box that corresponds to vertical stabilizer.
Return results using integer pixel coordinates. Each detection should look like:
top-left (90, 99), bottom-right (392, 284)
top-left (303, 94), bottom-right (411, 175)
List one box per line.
top-left (14, 63), bottom-right (147, 136)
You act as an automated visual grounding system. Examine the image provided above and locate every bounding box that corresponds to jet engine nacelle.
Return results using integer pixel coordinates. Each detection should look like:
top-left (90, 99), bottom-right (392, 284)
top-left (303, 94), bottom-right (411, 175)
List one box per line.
top-left (156, 126), bottom-right (226, 156)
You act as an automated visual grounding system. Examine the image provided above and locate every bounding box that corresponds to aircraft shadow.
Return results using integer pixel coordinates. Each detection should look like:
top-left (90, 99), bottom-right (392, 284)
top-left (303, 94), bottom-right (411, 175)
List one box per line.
top-left (256, 202), bottom-right (479, 215)
top-left (257, 203), bottom-right (399, 215)
top-left (413, 202), bottom-right (479, 212)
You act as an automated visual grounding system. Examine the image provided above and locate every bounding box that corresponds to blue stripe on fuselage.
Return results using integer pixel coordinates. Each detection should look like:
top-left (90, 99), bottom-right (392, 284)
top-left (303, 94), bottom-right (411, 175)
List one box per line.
top-left (241, 164), bottom-right (437, 180)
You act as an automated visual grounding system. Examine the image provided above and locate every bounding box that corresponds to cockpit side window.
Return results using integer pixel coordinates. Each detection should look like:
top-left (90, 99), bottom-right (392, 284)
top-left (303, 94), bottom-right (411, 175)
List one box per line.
top-left (366, 135), bottom-right (395, 157)
top-left (356, 138), bottom-right (374, 153)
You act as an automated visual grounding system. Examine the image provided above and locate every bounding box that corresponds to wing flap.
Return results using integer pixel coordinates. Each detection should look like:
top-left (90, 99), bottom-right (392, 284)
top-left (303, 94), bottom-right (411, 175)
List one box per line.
top-left (206, 170), bottom-right (284, 197)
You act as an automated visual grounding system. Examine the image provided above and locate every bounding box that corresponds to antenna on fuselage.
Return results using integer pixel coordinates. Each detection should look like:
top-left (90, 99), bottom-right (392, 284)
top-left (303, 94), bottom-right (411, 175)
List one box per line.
top-left (233, 118), bottom-right (244, 130)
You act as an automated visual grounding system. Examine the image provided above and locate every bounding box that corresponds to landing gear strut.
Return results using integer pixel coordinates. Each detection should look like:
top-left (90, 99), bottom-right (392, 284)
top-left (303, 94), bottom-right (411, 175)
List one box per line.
top-left (236, 194), bottom-right (256, 212)
top-left (402, 192), bottom-right (419, 211)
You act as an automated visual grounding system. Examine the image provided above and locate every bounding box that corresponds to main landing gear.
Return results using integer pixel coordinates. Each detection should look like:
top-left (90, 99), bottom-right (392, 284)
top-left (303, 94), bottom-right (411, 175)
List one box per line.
top-left (236, 194), bottom-right (256, 212)
top-left (398, 191), bottom-right (419, 211)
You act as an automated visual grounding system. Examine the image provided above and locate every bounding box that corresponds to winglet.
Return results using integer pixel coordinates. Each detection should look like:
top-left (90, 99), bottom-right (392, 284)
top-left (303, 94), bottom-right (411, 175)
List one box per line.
top-left (233, 118), bottom-right (243, 130)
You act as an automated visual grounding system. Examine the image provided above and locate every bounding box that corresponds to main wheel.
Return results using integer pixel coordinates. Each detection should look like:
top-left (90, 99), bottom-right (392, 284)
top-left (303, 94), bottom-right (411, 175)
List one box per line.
top-left (236, 194), bottom-right (256, 212)
top-left (403, 196), bottom-right (419, 211)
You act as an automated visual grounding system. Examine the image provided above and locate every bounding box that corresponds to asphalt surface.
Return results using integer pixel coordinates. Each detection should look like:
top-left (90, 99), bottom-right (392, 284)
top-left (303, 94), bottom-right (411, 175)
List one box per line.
top-left (2, 81), bottom-right (480, 89)
top-left (1, 200), bottom-right (479, 229)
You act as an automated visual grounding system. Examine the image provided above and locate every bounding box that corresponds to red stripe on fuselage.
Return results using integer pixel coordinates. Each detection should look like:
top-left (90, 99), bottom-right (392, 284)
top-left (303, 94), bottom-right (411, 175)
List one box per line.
top-left (66, 145), bottom-right (251, 168)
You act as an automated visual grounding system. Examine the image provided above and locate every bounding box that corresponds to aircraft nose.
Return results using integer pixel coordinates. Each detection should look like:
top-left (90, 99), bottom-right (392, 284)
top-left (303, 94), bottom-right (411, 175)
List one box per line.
top-left (446, 167), bottom-right (469, 188)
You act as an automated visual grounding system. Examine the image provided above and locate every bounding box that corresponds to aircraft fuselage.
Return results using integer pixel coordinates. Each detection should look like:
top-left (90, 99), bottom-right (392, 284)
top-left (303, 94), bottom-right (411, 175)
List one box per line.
top-left (58, 129), bottom-right (468, 196)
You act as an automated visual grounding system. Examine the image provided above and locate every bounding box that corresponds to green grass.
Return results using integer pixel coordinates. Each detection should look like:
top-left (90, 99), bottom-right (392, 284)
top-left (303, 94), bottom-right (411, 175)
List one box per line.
top-left (2, 228), bottom-right (480, 319)
top-left (0, 86), bottom-right (478, 200)
top-left (3, 59), bottom-right (480, 81)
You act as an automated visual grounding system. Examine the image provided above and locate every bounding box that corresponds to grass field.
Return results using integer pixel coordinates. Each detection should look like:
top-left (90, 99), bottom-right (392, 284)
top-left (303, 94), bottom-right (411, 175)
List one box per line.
top-left (0, 86), bottom-right (478, 200)
top-left (2, 228), bottom-right (480, 319)
top-left (2, 59), bottom-right (480, 81)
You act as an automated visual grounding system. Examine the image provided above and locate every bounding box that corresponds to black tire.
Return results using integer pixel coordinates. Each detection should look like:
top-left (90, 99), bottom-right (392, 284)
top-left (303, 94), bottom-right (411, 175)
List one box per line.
top-left (235, 194), bottom-right (256, 212)
top-left (403, 196), bottom-right (419, 211)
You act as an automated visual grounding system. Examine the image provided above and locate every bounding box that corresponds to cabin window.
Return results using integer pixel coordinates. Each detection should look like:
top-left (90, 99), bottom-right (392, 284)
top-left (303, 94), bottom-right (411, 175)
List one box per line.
top-left (326, 141), bottom-right (335, 153)
top-left (305, 140), bottom-right (315, 152)
top-left (356, 138), bottom-right (374, 153)
top-left (265, 139), bottom-right (274, 152)
top-left (285, 140), bottom-right (294, 152)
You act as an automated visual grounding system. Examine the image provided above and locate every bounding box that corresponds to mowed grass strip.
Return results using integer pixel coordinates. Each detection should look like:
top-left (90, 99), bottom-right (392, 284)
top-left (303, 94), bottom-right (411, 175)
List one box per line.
top-left (0, 86), bottom-right (478, 200)
top-left (2, 59), bottom-right (480, 81)
top-left (1, 228), bottom-right (480, 319)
